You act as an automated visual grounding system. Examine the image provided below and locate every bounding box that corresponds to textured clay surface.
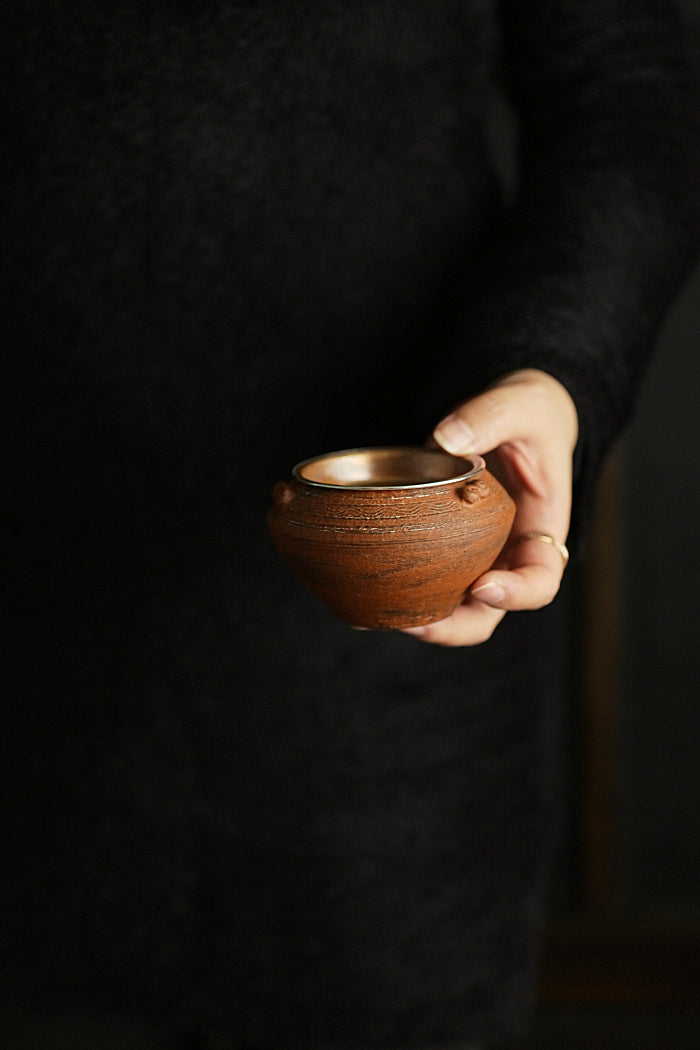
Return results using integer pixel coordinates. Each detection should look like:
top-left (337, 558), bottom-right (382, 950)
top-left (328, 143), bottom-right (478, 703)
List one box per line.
top-left (268, 471), bottom-right (515, 629)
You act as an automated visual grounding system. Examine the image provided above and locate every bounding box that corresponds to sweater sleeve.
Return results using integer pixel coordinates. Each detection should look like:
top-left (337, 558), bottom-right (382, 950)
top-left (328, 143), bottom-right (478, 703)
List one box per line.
top-left (434, 0), bottom-right (700, 549)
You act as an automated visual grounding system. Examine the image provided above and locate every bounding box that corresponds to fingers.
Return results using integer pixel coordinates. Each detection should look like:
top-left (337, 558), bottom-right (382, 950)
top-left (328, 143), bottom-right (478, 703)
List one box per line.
top-left (402, 536), bottom-right (565, 646)
top-left (403, 599), bottom-right (506, 648)
top-left (433, 368), bottom-right (578, 458)
top-left (470, 554), bottom-right (562, 613)
top-left (403, 369), bottom-right (578, 648)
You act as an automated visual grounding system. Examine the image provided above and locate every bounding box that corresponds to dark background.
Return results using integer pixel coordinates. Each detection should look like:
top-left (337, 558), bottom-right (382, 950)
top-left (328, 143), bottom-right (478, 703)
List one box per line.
top-left (620, 259), bottom-right (700, 919)
top-left (493, 3), bottom-right (700, 1039)
top-left (484, 0), bottom-right (700, 929)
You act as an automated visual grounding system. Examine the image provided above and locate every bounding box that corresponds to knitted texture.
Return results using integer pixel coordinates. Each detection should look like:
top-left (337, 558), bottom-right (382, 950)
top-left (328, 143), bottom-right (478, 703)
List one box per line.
top-left (3, 1), bottom-right (699, 1045)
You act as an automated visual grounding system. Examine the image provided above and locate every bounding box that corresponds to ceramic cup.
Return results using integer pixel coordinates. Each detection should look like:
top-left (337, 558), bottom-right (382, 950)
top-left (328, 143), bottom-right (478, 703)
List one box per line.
top-left (267, 446), bottom-right (515, 629)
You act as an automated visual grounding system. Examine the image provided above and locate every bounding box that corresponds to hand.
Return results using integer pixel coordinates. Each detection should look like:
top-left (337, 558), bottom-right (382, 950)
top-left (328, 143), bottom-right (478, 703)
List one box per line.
top-left (403, 368), bottom-right (578, 647)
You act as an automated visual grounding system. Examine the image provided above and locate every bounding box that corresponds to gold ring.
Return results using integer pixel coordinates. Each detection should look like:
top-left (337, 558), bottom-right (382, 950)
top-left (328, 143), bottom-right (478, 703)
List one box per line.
top-left (515, 530), bottom-right (569, 567)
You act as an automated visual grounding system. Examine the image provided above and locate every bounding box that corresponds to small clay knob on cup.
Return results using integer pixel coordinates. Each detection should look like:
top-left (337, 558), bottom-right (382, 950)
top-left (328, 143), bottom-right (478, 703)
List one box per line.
top-left (267, 446), bottom-right (515, 629)
top-left (271, 481), bottom-right (295, 505)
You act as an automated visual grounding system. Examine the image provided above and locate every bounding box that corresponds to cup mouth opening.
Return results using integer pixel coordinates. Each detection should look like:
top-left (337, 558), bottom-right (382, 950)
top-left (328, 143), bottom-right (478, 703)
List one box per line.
top-left (292, 446), bottom-right (484, 490)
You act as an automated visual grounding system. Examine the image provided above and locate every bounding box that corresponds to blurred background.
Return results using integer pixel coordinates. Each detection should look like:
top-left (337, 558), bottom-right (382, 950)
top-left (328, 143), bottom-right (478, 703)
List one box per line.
top-left (484, 3), bottom-right (700, 1043)
top-left (529, 236), bottom-right (700, 1049)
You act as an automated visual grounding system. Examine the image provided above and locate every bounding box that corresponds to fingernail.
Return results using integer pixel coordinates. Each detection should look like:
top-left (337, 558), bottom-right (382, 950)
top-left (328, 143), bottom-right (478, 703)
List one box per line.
top-left (433, 415), bottom-right (476, 454)
top-left (471, 581), bottom-right (506, 605)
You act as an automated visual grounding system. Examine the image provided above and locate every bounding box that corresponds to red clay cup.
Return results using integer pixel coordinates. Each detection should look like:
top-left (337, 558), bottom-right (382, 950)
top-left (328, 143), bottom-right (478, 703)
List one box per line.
top-left (267, 446), bottom-right (515, 629)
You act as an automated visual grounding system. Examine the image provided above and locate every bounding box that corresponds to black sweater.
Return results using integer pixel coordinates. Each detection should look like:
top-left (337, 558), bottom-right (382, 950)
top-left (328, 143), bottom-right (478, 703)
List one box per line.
top-left (3, 1), bottom-right (699, 1045)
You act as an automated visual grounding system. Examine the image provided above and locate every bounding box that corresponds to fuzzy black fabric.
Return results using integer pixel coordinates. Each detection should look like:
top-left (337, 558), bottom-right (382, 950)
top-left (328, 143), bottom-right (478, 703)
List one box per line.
top-left (3, 1), bottom-right (699, 1047)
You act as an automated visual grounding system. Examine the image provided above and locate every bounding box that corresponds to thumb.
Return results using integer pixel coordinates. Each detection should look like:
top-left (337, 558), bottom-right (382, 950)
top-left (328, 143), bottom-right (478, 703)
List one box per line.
top-left (432, 369), bottom-right (577, 457)
top-left (432, 385), bottom-right (525, 457)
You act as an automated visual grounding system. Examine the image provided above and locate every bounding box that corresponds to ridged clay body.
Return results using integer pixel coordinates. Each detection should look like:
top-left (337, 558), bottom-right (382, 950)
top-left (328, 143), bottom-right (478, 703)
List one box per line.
top-left (267, 447), bottom-right (516, 629)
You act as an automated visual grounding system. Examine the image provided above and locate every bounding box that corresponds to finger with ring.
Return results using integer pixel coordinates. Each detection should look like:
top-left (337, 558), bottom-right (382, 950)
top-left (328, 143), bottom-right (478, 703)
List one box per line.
top-left (513, 530), bottom-right (569, 567)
